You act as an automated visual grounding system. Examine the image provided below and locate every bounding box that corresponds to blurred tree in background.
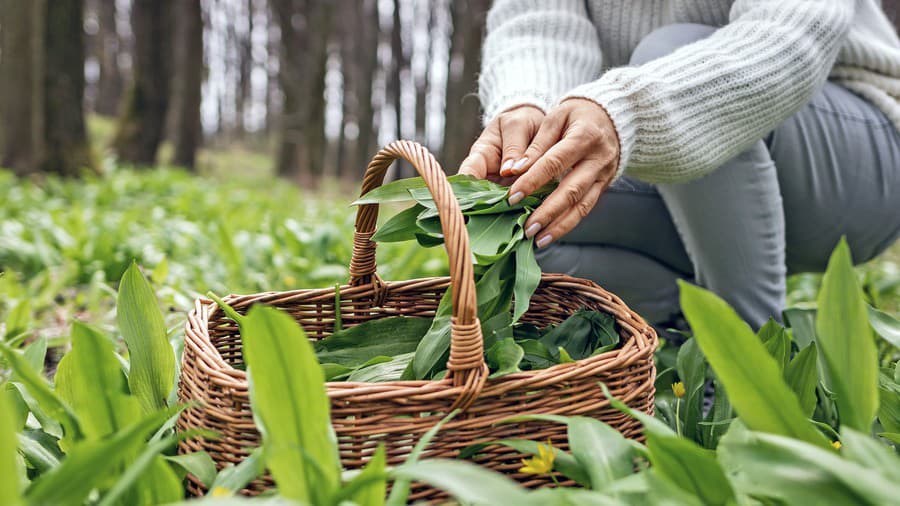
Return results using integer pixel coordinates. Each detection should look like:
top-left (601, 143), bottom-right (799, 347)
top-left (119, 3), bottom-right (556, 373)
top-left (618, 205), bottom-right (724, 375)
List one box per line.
top-left (4, 1), bottom-right (894, 181)
top-left (0, 0), bottom-right (493, 181)
top-left (0, 0), bottom-right (95, 176)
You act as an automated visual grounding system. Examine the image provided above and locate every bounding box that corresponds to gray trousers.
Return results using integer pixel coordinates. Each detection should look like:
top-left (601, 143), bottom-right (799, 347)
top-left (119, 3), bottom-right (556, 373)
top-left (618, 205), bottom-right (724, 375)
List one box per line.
top-left (536, 24), bottom-right (900, 329)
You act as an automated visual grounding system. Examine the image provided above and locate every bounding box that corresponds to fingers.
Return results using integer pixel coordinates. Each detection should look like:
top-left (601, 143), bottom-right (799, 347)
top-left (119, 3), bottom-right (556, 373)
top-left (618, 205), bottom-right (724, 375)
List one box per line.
top-left (458, 122), bottom-right (501, 178)
top-left (534, 180), bottom-right (607, 249)
top-left (498, 115), bottom-right (533, 177)
top-left (523, 160), bottom-right (599, 238)
top-left (508, 134), bottom-right (583, 203)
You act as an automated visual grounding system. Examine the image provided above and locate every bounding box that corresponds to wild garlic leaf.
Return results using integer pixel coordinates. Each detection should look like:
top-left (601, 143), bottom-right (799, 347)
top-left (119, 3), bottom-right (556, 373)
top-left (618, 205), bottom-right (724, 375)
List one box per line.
top-left (486, 338), bottom-right (525, 378)
top-left (512, 238), bottom-right (540, 322)
top-left (371, 205), bottom-right (426, 243)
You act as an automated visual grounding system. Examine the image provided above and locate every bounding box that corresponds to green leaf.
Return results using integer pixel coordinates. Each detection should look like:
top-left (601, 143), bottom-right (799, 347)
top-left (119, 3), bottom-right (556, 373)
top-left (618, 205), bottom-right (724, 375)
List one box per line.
top-left (816, 239), bottom-right (879, 432)
top-left (719, 430), bottom-right (900, 505)
top-left (839, 427), bottom-right (900, 482)
top-left (386, 410), bottom-right (458, 506)
top-left (16, 429), bottom-right (62, 474)
top-left (165, 451), bottom-right (218, 488)
top-left (241, 305), bottom-right (340, 504)
top-left (540, 310), bottom-right (618, 361)
top-left (346, 353), bottom-right (414, 382)
top-left (466, 213), bottom-right (520, 260)
top-left (645, 433), bottom-right (735, 505)
top-left (513, 238), bottom-right (541, 322)
top-left (675, 339), bottom-right (706, 442)
top-left (20, 336), bottom-right (46, 375)
top-left (486, 338), bottom-right (524, 378)
top-left (392, 459), bottom-right (538, 506)
top-left (314, 317), bottom-right (431, 367)
top-left (878, 369), bottom-right (900, 433)
top-left (459, 438), bottom-right (591, 487)
top-left (410, 290), bottom-right (453, 379)
top-left (783, 308), bottom-right (818, 349)
top-left (785, 343), bottom-right (819, 418)
top-left (868, 305), bottom-right (900, 349)
top-left (371, 204), bottom-right (426, 243)
top-left (24, 407), bottom-right (175, 505)
top-left (54, 322), bottom-right (141, 440)
top-left (208, 448), bottom-right (265, 496)
top-left (601, 383), bottom-right (676, 437)
top-left (353, 177), bottom-right (430, 205)
top-left (0, 389), bottom-right (24, 506)
top-left (760, 321), bottom-right (790, 372)
top-left (4, 299), bottom-right (31, 340)
top-left (117, 261), bottom-right (176, 414)
top-left (340, 443), bottom-right (387, 506)
top-left (679, 281), bottom-right (829, 449)
top-left (0, 342), bottom-right (81, 442)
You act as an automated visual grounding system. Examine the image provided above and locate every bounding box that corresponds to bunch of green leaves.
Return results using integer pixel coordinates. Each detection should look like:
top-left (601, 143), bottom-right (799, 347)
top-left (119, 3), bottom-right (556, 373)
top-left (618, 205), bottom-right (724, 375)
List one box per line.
top-left (460, 239), bottom-right (900, 505)
top-left (0, 262), bottom-right (221, 505)
top-left (353, 174), bottom-right (559, 380)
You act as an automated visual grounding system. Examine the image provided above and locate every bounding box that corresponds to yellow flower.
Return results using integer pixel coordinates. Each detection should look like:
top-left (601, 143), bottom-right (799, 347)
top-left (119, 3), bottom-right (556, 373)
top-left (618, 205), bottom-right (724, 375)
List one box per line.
top-left (519, 440), bottom-right (556, 475)
top-left (832, 440), bottom-right (842, 450)
top-left (282, 275), bottom-right (296, 286)
top-left (672, 382), bottom-right (686, 399)
top-left (210, 486), bottom-right (232, 497)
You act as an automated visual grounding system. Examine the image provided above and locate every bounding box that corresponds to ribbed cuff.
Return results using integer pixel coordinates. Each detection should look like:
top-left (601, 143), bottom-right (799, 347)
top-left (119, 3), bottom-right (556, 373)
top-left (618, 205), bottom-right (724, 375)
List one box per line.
top-left (560, 77), bottom-right (637, 180)
top-left (481, 91), bottom-right (555, 126)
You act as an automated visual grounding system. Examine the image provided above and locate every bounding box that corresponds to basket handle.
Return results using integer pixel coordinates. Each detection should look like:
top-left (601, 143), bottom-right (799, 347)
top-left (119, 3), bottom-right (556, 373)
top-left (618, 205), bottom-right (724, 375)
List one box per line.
top-left (349, 140), bottom-right (487, 411)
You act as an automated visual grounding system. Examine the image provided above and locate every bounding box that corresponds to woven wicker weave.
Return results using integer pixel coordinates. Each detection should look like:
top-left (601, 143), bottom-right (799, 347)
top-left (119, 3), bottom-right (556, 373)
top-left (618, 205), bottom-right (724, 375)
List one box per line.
top-left (176, 140), bottom-right (657, 501)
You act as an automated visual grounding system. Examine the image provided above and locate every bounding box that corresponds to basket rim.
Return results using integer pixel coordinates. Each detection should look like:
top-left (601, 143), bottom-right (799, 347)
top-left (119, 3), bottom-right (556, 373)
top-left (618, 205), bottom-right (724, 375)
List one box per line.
top-left (183, 272), bottom-right (657, 397)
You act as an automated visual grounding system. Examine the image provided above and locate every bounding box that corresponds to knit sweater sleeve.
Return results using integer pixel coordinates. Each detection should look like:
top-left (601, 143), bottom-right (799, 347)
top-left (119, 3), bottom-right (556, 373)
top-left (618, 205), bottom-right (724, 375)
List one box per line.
top-left (562, 0), bottom-right (855, 183)
top-left (478, 0), bottom-right (603, 124)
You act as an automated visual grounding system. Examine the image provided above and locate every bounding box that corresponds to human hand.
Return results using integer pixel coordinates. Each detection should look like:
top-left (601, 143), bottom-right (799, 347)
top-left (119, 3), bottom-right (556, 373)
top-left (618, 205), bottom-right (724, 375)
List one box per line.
top-left (505, 98), bottom-right (620, 248)
top-left (458, 104), bottom-right (545, 186)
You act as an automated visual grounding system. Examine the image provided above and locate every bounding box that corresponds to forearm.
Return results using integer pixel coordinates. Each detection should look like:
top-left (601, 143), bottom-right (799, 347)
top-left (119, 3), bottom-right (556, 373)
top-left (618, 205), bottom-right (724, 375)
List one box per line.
top-left (479, 0), bottom-right (603, 124)
top-left (562, 0), bottom-right (855, 183)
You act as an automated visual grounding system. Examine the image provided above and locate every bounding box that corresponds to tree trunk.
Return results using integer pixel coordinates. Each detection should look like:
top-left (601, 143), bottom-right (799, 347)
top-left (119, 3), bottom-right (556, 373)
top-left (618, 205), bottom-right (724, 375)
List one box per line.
top-left (169, 0), bottom-right (203, 169)
top-left (94, 0), bottom-right (124, 116)
top-left (414, 2), bottom-right (434, 145)
top-left (0, 0), bottom-right (39, 175)
top-left (40, 0), bottom-right (95, 175)
top-left (271, 0), bottom-right (332, 181)
top-left (441, 0), bottom-right (489, 173)
top-left (236, 0), bottom-right (253, 135)
top-left (113, 0), bottom-right (172, 166)
top-left (351, 0), bottom-right (379, 178)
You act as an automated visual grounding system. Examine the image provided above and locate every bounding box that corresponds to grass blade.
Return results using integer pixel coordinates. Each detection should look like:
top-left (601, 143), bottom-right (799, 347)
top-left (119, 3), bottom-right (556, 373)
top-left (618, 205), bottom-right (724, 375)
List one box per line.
top-left (241, 305), bottom-right (340, 504)
top-left (117, 261), bottom-right (176, 414)
top-left (816, 239), bottom-right (879, 432)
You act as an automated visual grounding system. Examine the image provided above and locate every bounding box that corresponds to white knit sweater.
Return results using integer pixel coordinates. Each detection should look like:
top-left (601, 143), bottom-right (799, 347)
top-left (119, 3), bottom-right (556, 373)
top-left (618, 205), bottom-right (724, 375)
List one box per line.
top-left (478, 0), bottom-right (900, 182)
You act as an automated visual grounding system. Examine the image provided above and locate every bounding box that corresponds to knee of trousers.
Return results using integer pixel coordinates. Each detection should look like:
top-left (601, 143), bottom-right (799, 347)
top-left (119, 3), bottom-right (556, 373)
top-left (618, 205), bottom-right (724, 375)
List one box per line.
top-left (629, 23), bottom-right (718, 66)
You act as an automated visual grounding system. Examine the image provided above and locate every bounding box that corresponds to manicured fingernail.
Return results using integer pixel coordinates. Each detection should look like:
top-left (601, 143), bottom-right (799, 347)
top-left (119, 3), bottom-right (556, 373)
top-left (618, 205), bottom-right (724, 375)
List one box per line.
top-left (536, 235), bottom-right (553, 248)
top-left (508, 191), bottom-right (524, 205)
top-left (525, 222), bottom-right (542, 238)
top-left (501, 159), bottom-right (513, 173)
top-left (511, 157), bottom-right (528, 172)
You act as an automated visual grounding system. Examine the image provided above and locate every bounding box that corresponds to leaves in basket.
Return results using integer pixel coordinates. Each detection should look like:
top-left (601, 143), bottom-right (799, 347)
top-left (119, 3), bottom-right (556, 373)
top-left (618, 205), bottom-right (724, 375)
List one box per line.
top-left (314, 317), bottom-right (432, 367)
top-left (539, 309), bottom-right (619, 361)
top-left (486, 338), bottom-right (525, 378)
top-left (370, 205), bottom-right (426, 243)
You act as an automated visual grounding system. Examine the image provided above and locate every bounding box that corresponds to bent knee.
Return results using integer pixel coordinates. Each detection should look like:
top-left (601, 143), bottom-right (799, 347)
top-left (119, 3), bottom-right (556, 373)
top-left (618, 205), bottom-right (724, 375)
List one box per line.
top-left (629, 23), bottom-right (718, 66)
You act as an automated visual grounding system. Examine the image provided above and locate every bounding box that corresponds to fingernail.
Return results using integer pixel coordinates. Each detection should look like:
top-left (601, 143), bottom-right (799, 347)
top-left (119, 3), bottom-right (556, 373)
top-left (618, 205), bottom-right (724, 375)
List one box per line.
top-left (536, 235), bottom-right (553, 249)
top-left (525, 222), bottom-right (542, 238)
top-left (501, 159), bottom-right (513, 173)
top-left (508, 191), bottom-right (524, 205)
top-left (511, 157), bottom-right (528, 172)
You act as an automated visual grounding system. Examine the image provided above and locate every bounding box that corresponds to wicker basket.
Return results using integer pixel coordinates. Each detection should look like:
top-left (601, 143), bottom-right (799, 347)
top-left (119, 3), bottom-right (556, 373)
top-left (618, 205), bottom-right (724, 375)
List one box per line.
top-left (176, 140), bottom-right (657, 501)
